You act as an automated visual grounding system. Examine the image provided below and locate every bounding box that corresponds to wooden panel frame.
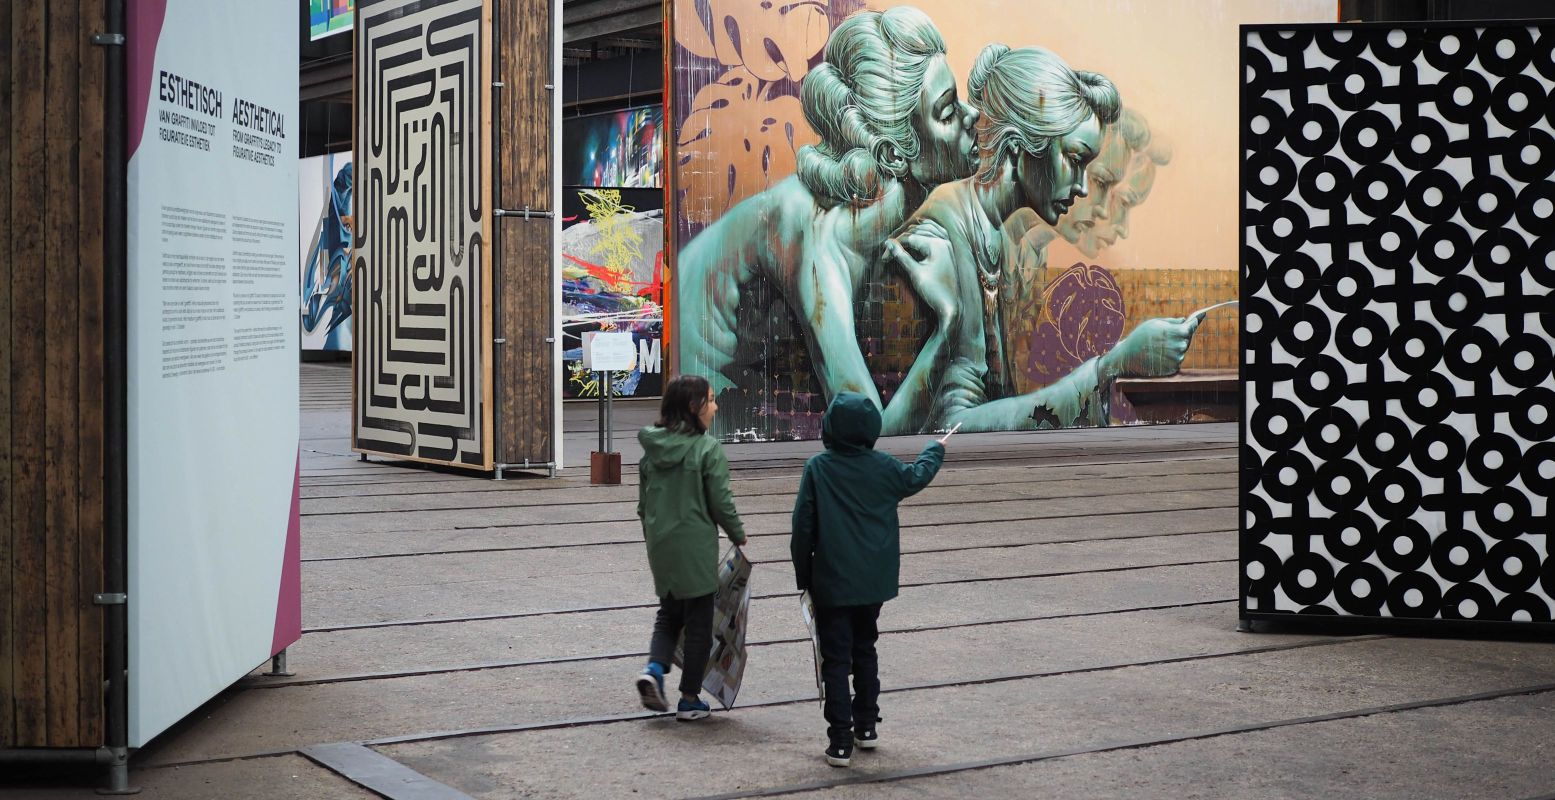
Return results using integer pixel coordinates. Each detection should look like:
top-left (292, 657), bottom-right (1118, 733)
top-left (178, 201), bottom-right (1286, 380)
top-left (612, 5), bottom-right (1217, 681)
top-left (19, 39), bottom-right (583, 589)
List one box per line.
top-left (491, 0), bottom-right (558, 469)
top-left (2, 0), bottom-right (109, 749)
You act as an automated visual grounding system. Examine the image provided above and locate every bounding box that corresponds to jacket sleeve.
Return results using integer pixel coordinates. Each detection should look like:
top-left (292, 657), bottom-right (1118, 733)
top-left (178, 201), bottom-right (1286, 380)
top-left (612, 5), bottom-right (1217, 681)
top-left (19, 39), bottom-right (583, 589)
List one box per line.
top-left (895, 440), bottom-right (945, 498)
top-left (702, 440), bottom-right (747, 545)
top-left (790, 464), bottom-right (817, 592)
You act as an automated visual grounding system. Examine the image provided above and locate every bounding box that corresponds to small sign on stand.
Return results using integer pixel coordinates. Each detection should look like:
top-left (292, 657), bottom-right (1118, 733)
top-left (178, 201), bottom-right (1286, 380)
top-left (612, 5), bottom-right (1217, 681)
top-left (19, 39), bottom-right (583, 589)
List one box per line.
top-left (586, 331), bottom-right (635, 485)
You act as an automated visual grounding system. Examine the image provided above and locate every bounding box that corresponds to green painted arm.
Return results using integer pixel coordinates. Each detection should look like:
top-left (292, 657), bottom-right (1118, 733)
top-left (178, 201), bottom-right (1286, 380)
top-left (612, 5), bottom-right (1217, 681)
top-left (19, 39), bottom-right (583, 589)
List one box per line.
top-left (939, 357), bottom-right (1110, 431)
top-left (939, 313), bottom-right (1205, 432)
top-left (795, 234), bottom-right (882, 406)
top-left (878, 219), bottom-right (962, 435)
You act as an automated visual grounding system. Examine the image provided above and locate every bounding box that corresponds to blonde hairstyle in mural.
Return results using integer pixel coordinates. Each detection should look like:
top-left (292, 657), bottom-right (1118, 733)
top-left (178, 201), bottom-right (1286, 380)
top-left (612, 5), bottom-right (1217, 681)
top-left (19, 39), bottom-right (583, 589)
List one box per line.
top-left (675, 7), bottom-right (980, 413)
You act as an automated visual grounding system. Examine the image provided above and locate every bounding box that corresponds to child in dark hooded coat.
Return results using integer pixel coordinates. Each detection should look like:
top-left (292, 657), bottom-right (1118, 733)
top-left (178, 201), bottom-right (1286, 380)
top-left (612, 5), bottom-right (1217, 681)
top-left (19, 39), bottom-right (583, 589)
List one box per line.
top-left (791, 391), bottom-right (946, 766)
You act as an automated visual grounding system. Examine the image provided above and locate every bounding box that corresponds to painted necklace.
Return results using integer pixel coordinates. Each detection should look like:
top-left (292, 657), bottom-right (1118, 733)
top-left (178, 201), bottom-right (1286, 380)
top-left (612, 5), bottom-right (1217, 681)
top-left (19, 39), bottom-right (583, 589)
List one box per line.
top-left (970, 194), bottom-right (1003, 297)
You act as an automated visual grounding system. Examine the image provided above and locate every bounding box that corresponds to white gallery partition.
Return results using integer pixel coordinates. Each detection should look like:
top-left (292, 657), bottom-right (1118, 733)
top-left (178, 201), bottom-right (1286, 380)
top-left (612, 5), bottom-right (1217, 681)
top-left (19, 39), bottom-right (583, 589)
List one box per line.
top-left (125, 0), bottom-right (301, 746)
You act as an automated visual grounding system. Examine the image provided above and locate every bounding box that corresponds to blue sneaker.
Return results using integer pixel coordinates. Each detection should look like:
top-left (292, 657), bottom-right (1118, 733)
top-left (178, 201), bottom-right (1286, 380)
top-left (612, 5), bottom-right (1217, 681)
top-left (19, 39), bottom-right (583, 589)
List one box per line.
top-left (635, 664), bottom-right (668, 712)
top-left (676, 696), bottom-right (711, 721)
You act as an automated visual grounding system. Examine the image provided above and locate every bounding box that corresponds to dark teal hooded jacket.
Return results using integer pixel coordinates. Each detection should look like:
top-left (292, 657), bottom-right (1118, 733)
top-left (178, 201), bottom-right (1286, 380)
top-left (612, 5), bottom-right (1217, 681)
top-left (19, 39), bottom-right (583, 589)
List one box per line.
top-left (790, 392), bottom-right (945, 607)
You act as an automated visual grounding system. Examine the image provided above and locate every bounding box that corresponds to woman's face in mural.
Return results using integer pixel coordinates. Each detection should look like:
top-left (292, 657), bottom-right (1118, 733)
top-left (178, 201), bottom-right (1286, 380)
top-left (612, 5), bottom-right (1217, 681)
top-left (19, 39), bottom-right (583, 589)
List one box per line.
top-left (907, 55), bottom-right (980, 187)
top-left (1094, 157), bottom-right (1157, 249)
top-left (1057, 128), bottom-right (1129, 256)
top-left (1018, 114), bottom-right (1103, 225)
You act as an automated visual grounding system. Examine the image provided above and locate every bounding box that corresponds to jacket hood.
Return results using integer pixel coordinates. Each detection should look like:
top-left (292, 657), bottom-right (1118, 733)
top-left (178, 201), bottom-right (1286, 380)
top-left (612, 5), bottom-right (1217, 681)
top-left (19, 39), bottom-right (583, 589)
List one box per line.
top-left (639, 425), bottom-right (705, 468)
top-left (821, 392), bottom-right (881, 452)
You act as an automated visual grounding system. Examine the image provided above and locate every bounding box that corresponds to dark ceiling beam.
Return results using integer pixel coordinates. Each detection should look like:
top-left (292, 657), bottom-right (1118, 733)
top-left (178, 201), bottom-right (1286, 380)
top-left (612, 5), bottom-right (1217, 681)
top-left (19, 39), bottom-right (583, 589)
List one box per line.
top-left (562, 0), bottom-right (660, 25)
top-left (564, 6), bottom-right (661, 44)
top-left (301, 55), bottom-right (353, 103)
top-left (597, 36), bottom-right (659, 49)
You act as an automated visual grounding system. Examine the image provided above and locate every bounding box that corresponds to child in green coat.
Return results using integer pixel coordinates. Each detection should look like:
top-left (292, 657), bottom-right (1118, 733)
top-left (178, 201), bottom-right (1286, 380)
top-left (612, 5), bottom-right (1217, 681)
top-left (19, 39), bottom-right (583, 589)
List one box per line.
top-left (634, 375), bottom-right (747, 720)
top-left (791, 392), bottom-right (947, 766)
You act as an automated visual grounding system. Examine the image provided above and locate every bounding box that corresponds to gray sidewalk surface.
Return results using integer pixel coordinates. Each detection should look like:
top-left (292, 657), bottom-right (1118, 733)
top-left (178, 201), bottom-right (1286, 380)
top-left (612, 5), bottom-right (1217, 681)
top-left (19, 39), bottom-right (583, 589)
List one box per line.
top-left (11, 363), bottom-right (1554, 799)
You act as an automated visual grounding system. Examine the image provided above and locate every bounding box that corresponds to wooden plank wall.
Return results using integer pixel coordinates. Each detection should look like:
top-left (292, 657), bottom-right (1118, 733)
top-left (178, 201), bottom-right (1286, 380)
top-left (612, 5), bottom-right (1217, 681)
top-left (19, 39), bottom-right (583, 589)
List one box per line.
top-left (2, 0), bottom-right (109, 749)
top-left (493, 0), bottom-right (556, 467)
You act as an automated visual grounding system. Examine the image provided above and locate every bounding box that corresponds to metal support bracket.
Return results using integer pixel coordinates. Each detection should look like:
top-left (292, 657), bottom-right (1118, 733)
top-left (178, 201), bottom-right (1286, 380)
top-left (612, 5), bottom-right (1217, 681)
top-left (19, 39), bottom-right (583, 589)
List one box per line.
top-left (262, 649), bottom-right (295, 678)
top-left (494, 207), bottom-right (554, 219)
top-left (494, 461), bottom-right (560, 481)
top-left (494, 338), bottom-right (507, 344)
top-left (492, 81), bottom-right (506, 88)
top-left (94, 593), bottom-right (127, 606)
top-left (91, 33), bottom-right (126, 46)
top-left (97, 747), bottom-right (139, 795)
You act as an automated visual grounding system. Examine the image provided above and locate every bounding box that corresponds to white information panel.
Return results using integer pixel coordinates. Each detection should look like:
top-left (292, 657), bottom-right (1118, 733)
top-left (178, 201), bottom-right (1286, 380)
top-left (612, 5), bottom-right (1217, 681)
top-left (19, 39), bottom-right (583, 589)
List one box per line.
top-left (126, 0), bottom-right (300, 746)
top-left (588, 331), bottom-right (638, 371)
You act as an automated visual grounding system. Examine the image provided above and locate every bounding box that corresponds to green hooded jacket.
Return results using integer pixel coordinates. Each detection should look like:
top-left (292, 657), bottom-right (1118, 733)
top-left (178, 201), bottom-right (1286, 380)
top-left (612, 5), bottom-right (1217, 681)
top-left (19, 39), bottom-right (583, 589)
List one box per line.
top-left (790, 392), bottom-right (945, 607)
top-left (637, 425), bottom-right (747, 599)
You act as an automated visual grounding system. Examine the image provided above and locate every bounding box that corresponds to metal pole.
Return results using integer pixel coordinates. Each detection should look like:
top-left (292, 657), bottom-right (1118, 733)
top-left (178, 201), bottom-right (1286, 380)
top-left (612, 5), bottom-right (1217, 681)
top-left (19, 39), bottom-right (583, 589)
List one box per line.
top-left (596, 371), bottom-right (606, 453)
top-left (605, 377), bottom-right (613, 453)
top-left (101, 0), bottom-right (137, 793)
top-left (262, 648), bottom-right (295, 677)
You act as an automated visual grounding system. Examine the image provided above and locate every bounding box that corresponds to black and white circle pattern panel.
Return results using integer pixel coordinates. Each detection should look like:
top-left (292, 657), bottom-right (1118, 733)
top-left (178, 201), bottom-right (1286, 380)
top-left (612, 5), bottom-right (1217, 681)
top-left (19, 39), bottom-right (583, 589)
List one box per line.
top-left (1241, 24), bottom-right (1555, 625)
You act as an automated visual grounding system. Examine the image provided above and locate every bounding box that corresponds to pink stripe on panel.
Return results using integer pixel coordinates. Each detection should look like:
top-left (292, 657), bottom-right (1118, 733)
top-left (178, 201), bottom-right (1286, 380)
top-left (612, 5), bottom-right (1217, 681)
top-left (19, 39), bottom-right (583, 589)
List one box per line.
top-left (271, 450), bottom-right (302, 656)
top-left (126, 0), bottom-right (169, 160)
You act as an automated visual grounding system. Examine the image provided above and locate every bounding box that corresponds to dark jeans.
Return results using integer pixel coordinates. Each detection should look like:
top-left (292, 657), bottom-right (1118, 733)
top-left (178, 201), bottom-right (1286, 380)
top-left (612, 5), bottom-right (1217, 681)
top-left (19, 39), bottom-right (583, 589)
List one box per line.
top-left (815, 603), bottom-right (883, 744)
top-left (648, 591), bottom-right (716, 697)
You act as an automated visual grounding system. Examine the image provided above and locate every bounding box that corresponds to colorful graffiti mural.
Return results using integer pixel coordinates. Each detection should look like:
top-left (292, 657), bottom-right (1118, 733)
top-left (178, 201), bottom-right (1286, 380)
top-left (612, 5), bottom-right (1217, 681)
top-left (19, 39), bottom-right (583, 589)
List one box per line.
top-left (310, 0), bottom-right (354, 40)
top-left (299, 152), bottom-right (353, 352)
top-left (669, 0), bottom-right (1332, 439)
top-left (562, 187), bottom-right (665, 398)
top-left (562, 106), bottom-right (664, 189)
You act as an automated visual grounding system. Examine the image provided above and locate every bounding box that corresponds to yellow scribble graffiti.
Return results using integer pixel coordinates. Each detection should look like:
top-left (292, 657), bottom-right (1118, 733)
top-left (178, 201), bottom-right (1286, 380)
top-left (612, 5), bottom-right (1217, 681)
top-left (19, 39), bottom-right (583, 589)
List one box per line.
top-left (567, 360), bottom-right (633, 398)
top-left (581, 189), bottom-right (644, 293)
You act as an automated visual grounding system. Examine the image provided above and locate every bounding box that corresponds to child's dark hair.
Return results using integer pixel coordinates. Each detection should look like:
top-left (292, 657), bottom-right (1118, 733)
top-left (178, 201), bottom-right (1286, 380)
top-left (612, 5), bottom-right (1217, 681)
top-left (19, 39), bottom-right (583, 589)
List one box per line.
top-left (657, 374), bottom-right (712, 434)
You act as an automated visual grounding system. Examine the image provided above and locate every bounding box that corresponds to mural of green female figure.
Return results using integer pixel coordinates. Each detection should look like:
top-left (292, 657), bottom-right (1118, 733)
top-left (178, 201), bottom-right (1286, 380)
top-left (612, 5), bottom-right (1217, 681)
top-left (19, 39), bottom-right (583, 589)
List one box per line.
top-left (1006, 107), bottom-right (1172, 270)
top-left (882, 45), bottom-right (1203, 433)
top-left (675, 6), bottom-right (981, 409)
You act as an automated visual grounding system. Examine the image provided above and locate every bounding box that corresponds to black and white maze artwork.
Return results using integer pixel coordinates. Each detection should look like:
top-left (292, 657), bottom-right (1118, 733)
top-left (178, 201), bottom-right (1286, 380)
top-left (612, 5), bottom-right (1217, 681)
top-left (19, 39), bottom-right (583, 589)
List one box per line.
top-left (1241, 25), bottom-right (1555, 624)
top-left (354, 0), bottom-right (489, 467)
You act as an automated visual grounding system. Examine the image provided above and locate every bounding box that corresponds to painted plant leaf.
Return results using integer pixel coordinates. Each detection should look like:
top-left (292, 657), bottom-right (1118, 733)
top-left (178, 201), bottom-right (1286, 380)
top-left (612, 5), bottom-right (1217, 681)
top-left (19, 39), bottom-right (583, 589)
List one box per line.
top-left (706, 0), bottom-right (830, 81)
top-left (676, 66), bottom-right (818, 224)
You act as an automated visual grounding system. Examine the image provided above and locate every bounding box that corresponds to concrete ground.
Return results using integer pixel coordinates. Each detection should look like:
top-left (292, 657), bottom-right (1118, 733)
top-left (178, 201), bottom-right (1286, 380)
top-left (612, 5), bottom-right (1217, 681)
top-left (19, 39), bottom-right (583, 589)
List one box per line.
top-left (10, 362), bottom-right (1555, 799)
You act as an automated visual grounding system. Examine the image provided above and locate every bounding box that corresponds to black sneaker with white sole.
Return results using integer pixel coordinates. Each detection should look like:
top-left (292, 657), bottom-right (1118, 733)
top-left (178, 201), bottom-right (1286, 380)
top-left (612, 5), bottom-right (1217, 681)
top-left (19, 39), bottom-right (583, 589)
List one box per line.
top-left (853, 727), bottom-right (878, 749)
top-left (824, 741), bottom-right (853, 767)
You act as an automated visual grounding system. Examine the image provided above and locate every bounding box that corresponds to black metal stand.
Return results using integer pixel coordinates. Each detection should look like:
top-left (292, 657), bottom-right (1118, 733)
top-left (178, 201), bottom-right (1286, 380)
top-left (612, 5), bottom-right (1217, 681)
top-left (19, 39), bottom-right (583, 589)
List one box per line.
top-left (100, 0), bottom-right (137, 792)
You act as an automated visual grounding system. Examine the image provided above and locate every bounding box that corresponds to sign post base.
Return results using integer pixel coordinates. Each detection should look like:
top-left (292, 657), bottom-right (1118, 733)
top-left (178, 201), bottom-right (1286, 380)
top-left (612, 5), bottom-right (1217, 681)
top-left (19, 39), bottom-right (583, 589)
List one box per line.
top-left (590, 451), bottom-right (622, 485)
